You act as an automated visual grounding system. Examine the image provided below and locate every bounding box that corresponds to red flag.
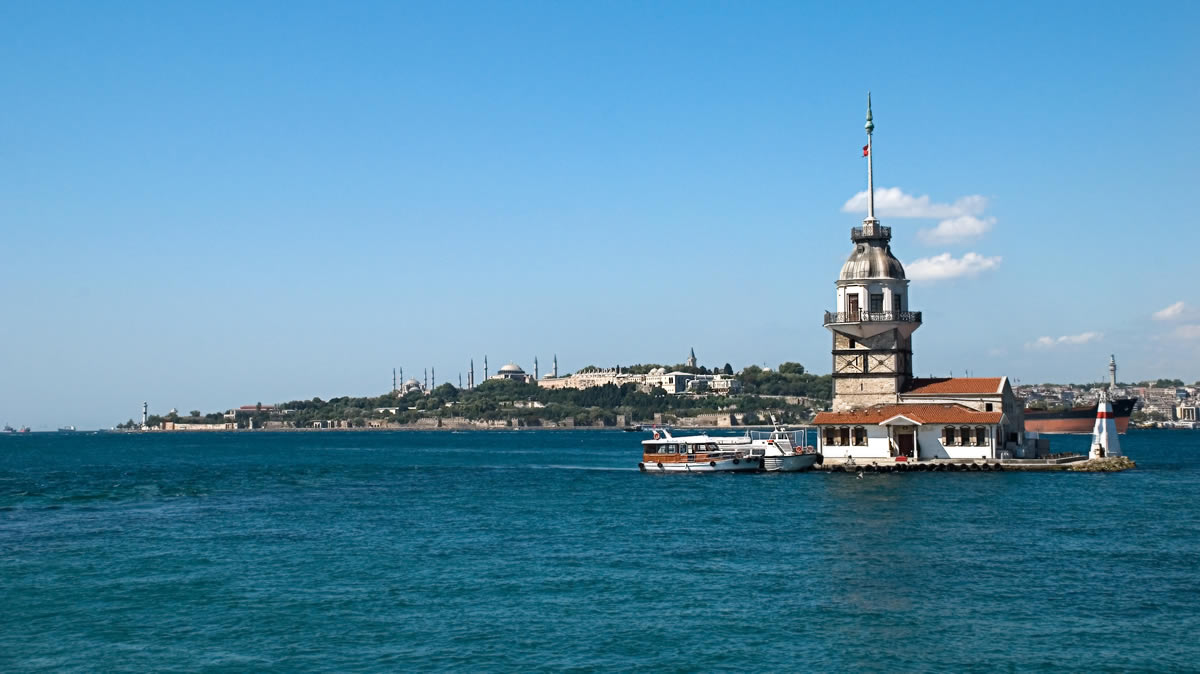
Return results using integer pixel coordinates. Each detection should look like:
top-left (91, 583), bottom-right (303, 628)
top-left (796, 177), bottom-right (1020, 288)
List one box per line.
top-left (862, 145), bottom-right (869, 157)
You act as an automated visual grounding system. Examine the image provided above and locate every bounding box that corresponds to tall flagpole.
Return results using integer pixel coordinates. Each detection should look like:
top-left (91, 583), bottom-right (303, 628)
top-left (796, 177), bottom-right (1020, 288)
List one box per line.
top-left (865, 92), bottom-right (875, 223)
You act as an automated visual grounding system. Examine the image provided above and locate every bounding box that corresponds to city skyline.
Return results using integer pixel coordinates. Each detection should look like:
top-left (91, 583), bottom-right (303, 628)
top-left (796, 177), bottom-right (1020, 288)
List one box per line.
top-left (2, 2), bottom-right (1198, 428)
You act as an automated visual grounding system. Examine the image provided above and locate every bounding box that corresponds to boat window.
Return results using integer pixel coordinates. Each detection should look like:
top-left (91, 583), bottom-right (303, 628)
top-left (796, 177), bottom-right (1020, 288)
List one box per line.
top-left (707, 443), bottom-right (718, 451)
top-left (665, 444), bottom-right (677, 454)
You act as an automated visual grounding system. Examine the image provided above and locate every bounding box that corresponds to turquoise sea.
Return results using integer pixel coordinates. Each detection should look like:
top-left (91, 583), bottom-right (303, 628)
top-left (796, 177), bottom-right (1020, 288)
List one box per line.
top-left (2, 429), bottom-right (1198, 671)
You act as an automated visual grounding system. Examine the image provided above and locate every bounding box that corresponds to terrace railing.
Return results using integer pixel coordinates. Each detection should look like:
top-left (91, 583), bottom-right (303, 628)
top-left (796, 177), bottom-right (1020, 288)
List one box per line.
top-left (823, 310), bottom-right (922, 325)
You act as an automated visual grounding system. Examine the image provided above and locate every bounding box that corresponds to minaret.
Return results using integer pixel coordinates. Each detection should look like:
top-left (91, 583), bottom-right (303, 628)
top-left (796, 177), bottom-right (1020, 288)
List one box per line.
top-left (142, 402), bottom-right (148, 427)
top-left (824, 94), bottom-right (922, 412)
top-left (424, 368), bottom-right (428, 390)
top-left (484, 356), bottom-right (488, 380)
top-left (553, 354), bottom-right (558, 378)
top-left (431, 367), bottom-right (435, 389)
top-left (1109, 355), bottom-right (1117, 390)
top-left (534, 357), bottom-right (539, 380)
top-left (469, 359), bottom-right (475, 389)
top-left (393, 368), bottom-right (397, 393)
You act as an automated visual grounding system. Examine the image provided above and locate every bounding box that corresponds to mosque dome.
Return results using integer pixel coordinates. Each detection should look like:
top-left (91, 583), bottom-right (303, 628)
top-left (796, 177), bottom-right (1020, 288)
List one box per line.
top-left (404, 378), bottom-right (421, 388)
top-left (839, 242), bottom-right (906, 281)
top-left (498, 363), bottom-right (525, 374)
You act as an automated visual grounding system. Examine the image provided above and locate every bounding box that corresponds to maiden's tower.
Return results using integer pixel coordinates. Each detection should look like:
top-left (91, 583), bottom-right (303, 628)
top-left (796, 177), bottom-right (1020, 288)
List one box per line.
top-left (814, 97), bottom-right (1029, 461)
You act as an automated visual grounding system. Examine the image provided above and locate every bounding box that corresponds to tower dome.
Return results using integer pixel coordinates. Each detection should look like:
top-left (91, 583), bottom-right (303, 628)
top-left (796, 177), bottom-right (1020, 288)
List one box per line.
top-left (839, 238), bottom-right (906, 280)
top-left (498, 363), bottom-right (524, 374)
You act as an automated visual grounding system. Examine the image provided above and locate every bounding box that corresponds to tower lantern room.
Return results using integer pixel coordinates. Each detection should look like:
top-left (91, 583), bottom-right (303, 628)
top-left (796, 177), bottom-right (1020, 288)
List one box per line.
top-left (824, 95), bottom-right (923, 412)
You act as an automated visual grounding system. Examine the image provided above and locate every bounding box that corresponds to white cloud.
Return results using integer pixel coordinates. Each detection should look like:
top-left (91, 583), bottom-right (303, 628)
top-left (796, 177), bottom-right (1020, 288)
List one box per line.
top-left (842, 187), bottom-right (988, 219)
top-left (905, 252), bottom-right (1001, 282)
top-left (1026, 332), bottom-right (1103, 349)
top-left (917, 215), bottom-right (997, 245)
top-left (1153, 301), bottom-right (1185, 321)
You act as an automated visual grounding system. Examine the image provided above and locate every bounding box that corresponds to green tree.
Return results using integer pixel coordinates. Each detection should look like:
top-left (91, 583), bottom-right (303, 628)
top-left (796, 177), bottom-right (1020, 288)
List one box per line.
top-left (779, 362), bottom-right (806, 375)
top-left (722, 363), bottom-right (734, 375)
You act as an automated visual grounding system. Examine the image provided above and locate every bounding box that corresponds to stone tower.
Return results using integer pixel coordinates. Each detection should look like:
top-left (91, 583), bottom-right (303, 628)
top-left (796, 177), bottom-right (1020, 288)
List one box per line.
top-left (824, 95), bottom-right (922, 412)
top-left (686, 348), bottom-right (697, 368)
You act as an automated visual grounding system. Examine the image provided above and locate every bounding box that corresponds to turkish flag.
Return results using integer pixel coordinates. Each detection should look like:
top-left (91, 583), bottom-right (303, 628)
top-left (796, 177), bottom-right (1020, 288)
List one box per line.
top-left (862, 145), bottom-right (869, 157)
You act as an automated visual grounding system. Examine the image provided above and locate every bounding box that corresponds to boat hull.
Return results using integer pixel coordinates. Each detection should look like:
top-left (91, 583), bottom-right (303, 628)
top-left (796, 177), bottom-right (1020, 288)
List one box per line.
top-left (639, 457), bottom-right (761, 473)
top-left (762, 453), bottom-right (821, 472)
top-left (1024, 398), bottom-right (1136, 434)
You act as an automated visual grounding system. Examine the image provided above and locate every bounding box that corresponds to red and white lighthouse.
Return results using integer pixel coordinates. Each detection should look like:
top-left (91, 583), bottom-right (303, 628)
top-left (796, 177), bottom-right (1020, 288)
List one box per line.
top-left (1090, 391), bottom-right (1123, 459)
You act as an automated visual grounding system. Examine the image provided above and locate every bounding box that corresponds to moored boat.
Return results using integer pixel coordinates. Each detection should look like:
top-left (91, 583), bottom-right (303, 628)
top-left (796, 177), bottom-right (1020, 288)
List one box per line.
top-left (745, 423), bottom-right (822, 472)
top-left (638, 423), bottom-right (821, 473)
top-left (639, 429), bottom-right (760, 472)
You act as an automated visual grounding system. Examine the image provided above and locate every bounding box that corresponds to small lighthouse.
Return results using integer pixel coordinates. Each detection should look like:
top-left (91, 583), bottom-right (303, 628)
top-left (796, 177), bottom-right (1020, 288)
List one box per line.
top-left (1089, 390), bottom-right (1123, 459)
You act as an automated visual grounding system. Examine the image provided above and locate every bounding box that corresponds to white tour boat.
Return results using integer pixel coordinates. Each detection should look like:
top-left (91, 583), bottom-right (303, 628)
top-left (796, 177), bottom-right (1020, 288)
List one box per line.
top-left (638, 422), bottom-right (821, 473)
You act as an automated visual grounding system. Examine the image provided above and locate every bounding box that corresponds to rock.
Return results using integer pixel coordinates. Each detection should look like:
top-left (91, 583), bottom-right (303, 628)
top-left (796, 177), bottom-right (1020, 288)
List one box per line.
top-left (1069, 456), bottom-right (1136, 472)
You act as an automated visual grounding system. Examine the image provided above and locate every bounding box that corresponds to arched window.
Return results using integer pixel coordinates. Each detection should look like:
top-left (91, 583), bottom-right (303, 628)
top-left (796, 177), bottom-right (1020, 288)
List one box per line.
top-left (838, 427), bottom-right (851, 446)
top-left (944, 426), bottom-right (956, 445)
top-left (975, 427), bottom-right (987, 446)
top-left (853, 426), bottom-right (867, 446)
top-left (824, 427), bottom-right (835, 446)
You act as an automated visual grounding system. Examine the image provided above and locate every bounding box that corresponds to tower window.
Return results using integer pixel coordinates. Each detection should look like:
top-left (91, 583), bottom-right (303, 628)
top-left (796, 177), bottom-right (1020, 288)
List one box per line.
top-left (893, 294), bottom-right (902, 313)
top-left (870, 294), bottom-right (883, 313)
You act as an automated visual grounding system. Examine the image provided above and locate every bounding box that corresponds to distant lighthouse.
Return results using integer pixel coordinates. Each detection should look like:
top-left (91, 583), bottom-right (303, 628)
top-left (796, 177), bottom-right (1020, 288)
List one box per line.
top-left (1090, 390), bottom-right (1123, 459)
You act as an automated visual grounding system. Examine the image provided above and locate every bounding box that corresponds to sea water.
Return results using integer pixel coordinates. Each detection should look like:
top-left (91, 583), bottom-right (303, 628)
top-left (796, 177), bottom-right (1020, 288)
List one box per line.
top-left (1, 430), bottom-right (1197, 671)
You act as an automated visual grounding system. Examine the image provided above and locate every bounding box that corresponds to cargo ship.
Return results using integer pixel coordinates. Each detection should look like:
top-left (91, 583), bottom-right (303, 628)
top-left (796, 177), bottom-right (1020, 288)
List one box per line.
top-left (1024, 397), bottom-right (1136, 434)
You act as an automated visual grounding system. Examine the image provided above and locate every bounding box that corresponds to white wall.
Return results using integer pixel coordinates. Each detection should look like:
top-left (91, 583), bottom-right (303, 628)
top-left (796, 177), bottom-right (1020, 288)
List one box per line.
top-left (818, 425), bottom-right (892, 459)
top-left (916, 425), bottom-right (996, 460)
top-left (818, 423), bottom-right (998, 460)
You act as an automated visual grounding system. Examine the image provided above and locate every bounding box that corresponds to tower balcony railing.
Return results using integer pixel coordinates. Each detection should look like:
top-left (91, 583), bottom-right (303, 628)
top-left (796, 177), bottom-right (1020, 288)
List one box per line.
top-left (824, 310), bottom-right (922, 325)
top-left (851, 224), bottom-right (891, 241)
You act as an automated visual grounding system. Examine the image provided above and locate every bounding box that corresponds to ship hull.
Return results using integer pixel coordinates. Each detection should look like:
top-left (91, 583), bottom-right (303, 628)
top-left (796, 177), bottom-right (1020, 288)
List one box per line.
top-left (1024, 398), bottom-right (1136, 434)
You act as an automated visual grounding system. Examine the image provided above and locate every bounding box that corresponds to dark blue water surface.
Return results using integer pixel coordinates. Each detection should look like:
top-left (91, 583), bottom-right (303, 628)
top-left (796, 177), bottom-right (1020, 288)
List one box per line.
top-left (2, 430), bottom-right (1198, 672)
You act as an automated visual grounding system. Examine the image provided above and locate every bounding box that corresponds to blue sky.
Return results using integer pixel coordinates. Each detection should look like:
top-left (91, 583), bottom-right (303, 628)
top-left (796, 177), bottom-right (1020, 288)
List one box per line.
top-left (2, 1), bottom-right (1198, 429)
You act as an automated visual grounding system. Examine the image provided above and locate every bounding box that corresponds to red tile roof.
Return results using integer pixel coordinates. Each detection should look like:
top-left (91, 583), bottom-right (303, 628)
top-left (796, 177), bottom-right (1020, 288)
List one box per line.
top-left (904, 377), bottom-right (1004, 395)
top-left (812, 403), bottom-right (1003, 425)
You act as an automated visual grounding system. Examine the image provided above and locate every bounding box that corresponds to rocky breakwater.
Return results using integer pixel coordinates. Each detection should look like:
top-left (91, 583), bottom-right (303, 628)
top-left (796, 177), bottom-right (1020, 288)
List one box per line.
top-left (1069, 456), bottom-right (1137, 472)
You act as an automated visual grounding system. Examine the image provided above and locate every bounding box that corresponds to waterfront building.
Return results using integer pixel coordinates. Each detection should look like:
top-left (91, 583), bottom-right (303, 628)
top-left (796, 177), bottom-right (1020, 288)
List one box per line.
top-left (813, 97), bottom-right (1030, 460)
